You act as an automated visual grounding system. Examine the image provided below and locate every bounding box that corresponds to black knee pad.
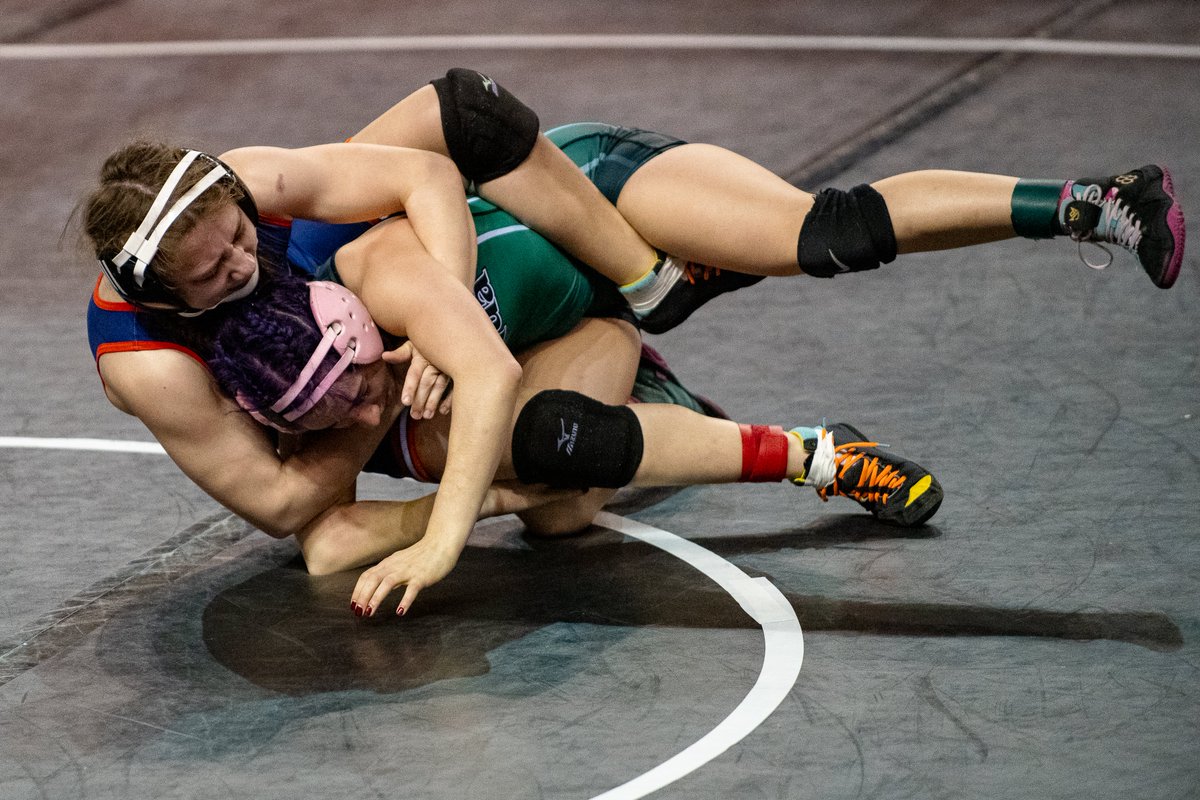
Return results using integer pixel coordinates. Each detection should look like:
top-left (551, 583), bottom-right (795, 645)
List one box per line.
top-left (797, 184), bottom-right (898, 277)
top-left (512, 390), bottom-right (644, 489)
top-left (430, 68), bottom-right (540, 185)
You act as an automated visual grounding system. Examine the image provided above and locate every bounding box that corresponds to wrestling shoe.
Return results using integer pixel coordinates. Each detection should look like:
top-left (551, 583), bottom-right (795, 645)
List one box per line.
top-left (637, 258), bottom-right (765, 335)
top-left (792, 422), bottom-right (942, 527)
top-left (1060, 165), bottom-right (1185, 288)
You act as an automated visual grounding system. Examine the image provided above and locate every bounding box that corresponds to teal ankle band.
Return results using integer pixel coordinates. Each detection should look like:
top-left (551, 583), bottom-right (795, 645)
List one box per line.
top-left (1011, 179), bottom-right (1067, 240)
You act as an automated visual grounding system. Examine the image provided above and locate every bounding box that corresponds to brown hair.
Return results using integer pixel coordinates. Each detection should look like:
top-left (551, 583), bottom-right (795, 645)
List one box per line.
top-left (82, 141), bottom-right (242, 289)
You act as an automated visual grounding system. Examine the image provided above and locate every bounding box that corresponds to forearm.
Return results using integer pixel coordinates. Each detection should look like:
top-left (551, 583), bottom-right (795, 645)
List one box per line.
top-left (396, 154), bottom-right (477, 288)
top-left (226, 405), bottom-right (402, 537)
top-left (416, 371), bottom-right (520, 559)
top-left (298, 494), bottom-right (436, 575)
top-left (297, 482), bottom-right (577, 575)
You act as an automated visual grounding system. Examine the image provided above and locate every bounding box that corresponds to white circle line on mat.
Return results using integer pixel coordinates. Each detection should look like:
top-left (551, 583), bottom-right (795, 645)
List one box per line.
top-left (0, 438), bottom-right (804, 798)
top-left (589, 511), bottom-right (803, 800)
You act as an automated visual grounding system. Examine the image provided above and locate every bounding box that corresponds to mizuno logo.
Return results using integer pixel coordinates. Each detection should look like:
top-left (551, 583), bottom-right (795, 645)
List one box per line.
top-left (1115, 173), bottom-right (1137, 185)
top-left (557, 418), bottom-right (579, 455)
top-left (827, 249), bottom-right (852, 273)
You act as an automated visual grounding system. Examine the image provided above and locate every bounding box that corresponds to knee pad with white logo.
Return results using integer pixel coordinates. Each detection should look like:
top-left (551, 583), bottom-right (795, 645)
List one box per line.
top-left (512, 390), bottom-right (644, 488)
top-left (430, 68), bottom-right (541, 185)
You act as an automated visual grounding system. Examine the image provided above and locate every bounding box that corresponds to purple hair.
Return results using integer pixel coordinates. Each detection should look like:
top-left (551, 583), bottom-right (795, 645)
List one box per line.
top-left (208, 269), bottom-right (360, 429)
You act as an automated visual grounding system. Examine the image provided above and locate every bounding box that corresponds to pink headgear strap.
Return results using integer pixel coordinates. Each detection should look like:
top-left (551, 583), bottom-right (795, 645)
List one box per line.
top-left (240, 281), bottom-right (384, 430)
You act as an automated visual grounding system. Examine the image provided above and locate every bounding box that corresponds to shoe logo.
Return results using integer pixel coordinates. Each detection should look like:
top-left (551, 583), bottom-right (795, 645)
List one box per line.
top-left (1068, 206), bottom-right (1081, 222)
top-left (479, 74), bottom-right (499, 96)
top-left (1115, 173), bottom-right (1137, 185)
top-left (904, 474), bottom-right (933, 508)
top-left (827, 249), bottom-right (852, 273)
top-left (557, 418), bottom-right (579, 455)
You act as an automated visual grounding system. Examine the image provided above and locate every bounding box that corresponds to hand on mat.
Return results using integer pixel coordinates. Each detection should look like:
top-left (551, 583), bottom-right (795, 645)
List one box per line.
top-left (385, 341), bottom-right (452, 419)
top-left (350, 537), bottom-right (459, 617)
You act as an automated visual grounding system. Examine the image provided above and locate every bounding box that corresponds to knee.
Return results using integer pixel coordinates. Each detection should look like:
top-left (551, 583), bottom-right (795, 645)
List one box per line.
top-left (429, 68), bottom-right (540, 186)
top-left (797, 184), bottom-right (897, 277)
top-left (520, 504), bottom-right (597, 538)
top-left (512, 390), bottom-right (644, 489)
top-left (519, 490), bottom-right (612, 537)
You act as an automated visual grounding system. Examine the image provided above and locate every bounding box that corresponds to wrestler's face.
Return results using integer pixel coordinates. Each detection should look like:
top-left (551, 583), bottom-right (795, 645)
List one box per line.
top-left (294, 361), bottom-right (394, 432)
top-left (172, 203), bottom-right (259, 311)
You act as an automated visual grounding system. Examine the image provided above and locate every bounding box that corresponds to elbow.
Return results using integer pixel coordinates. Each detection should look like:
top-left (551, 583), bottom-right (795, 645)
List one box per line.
top-left (296, 522), bottom-right (353, 576)
top-left (243, 495), bottom-right (323, 542)
top-left (414, 150), bottom-right (465, 191)
top-left (295, 504), bottom-right (380, 576)
top-left (496, 355), bottom-right (522, 394)
top-left (300, 544), bottom-right (344, 576)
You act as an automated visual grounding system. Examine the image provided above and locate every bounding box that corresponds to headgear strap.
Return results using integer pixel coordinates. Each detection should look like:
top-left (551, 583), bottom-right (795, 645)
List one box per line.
top-left (97, 149), bottom-right (259, 312)
top-left (239, 281), bottom-right (384, 431)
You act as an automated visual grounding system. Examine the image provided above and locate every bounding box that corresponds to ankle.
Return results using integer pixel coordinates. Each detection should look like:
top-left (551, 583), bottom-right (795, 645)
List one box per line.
top-left (1010, 178), bottom-right (1070, 240)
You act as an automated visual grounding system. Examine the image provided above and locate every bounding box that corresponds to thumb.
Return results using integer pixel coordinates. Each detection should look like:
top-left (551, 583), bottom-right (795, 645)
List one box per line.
top-left (382, 341), bottom-right (414, 365)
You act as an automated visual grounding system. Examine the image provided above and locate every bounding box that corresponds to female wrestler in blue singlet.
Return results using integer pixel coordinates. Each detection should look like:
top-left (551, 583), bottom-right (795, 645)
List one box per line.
top-left (82, 69), bottom-right (1182, 613)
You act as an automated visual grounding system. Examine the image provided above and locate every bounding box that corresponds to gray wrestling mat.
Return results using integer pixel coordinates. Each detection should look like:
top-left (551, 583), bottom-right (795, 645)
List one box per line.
top-left (2, 1), bottom-right (1197, 797)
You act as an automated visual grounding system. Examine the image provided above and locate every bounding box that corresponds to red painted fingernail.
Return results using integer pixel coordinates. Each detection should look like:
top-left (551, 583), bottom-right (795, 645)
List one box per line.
top-left (365, 606), bottom-right (373, 616)
top-left (353, 604), bottom-right (363, 617)
top-left (396, 605), bottom-right (406, 616)
top-left (350, 602), bottom-right (357, 612)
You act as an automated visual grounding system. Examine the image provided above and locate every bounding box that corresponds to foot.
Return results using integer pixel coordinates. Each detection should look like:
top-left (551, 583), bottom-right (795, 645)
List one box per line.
top-left (792, 422), bottom-right (943, 527)
top-left (637, 258), bottom-right (765, 335)
top-left (1060, 165), bottom-right (1185, 288)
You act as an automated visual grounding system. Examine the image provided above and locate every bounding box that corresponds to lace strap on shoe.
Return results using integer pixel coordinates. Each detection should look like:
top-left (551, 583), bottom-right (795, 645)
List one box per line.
top-left (1077, 240), bottom-right (1114, 270)
top-left (805, 428), bottom-right (837, 490)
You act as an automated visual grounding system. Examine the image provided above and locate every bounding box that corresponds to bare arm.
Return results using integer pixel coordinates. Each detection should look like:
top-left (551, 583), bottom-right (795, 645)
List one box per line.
top-left (98, 348), bottom-right (399, 537)
top-left (333, 217), bottom-right (523, 613)
top-left (298, 483), bottom-right (581, 576)
top-left (221, 143), bottom-right (476, 288)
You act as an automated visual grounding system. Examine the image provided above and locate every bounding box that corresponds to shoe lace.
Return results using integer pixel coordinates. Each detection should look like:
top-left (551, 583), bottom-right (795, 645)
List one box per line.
top-left (816, 438), bottom-right (908, 506)
top-left (1070, 184), bottom-right (1145, 271)
top-left (682, 262), bottom-right (720, 284)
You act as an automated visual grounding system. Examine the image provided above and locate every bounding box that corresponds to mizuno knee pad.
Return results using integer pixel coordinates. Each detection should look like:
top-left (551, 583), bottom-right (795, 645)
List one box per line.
top-left (430, 68), bottom-right (541, 185)
top-left (797, 184), bottom-right (898, 277)
top-left (512, 390), bottom-right (644, 489)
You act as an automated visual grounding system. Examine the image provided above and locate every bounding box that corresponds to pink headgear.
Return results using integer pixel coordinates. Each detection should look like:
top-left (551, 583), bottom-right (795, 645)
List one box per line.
top-left (240, 281), bottom-right (384, 430)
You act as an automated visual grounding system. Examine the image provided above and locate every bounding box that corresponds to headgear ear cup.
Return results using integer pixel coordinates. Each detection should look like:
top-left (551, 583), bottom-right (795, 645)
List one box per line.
top-left (242, 281), bottom-right (385, 431)
top-left (307, 281), bottom-right (384, 362)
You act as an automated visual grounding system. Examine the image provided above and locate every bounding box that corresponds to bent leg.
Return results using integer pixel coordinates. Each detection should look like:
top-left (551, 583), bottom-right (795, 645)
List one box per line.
top-left (617, 143), bottom-right (812, 275)
top-left (351, 84), bottom-right (451, 154)
top-left (352, 78), bottom-right (658, 286)
top-left (406, 316), bottom-right (641, 534)
top-left (506, 317), bottom-right (641, 535)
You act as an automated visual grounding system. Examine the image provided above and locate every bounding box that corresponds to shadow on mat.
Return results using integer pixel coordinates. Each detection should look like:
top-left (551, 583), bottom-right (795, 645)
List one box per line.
top-left (203, 513), bottom-right (1181, 696)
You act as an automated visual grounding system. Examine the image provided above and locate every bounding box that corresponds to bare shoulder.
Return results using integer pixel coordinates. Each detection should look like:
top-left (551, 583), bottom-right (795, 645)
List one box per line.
top-left (98, 348), bottom-right (226, 425)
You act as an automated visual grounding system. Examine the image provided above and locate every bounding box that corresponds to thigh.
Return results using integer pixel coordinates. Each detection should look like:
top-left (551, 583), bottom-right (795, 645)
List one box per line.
top-left (616, 142), bottom-right (813, 274)
top-left (349, 84), bottom-right (450, 156)
top-left (411, 316), bottom-right (641, 480)
top-left (515, 316), bottom-right (642, 409)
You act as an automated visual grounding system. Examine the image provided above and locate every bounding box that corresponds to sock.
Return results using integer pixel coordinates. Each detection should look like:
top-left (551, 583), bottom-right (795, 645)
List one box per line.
top-left (787, 427), bottom-right (823, 485)
top-left (792, 426), bottom-right (820, 445)
top-left (618, 252), bottom-right (674, 317)
top-left (1010, 178), bottom-right (1070, 240)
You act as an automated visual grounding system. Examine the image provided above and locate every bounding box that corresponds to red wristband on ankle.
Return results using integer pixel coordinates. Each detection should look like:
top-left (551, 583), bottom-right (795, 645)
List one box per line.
top-left (739, 424), bottom-right (789, 482)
